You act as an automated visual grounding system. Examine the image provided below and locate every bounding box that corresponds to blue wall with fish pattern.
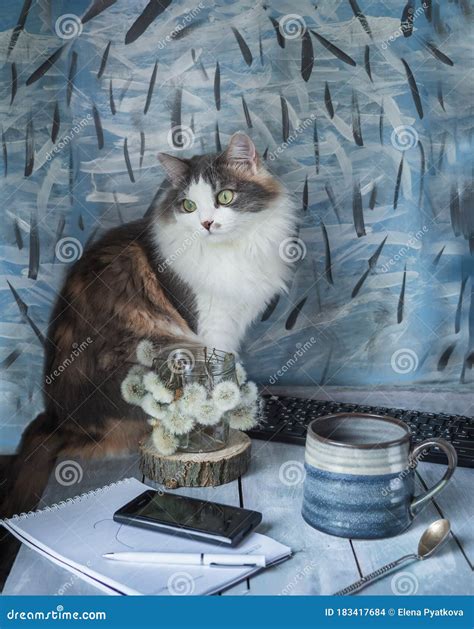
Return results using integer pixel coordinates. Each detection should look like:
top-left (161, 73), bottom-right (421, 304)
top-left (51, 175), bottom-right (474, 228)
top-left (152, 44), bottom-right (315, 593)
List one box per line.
top-left (0, 0), bottom-right (472, 452)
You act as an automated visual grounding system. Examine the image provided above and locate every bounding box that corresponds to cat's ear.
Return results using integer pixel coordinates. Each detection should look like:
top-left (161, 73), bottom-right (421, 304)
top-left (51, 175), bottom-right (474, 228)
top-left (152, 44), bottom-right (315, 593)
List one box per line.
top-left (224, 132), bottom-right (258, 173)
top-left (157, 153), bottom-right (190, 186)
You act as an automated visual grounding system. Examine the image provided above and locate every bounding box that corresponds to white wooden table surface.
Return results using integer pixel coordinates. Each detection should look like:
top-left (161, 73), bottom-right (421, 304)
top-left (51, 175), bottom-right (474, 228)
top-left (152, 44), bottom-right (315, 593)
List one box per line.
top-left (4, 388), bottom-right (474, 596)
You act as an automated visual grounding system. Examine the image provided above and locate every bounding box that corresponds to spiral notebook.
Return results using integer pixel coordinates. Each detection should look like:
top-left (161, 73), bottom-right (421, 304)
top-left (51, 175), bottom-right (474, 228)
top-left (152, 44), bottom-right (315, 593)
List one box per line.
top-left (1, 477), bottom-right (291, 596)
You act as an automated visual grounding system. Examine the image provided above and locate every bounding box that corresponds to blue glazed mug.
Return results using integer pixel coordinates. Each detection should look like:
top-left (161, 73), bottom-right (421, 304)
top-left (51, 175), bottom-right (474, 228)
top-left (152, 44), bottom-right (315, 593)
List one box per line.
top-left (302, 413), bottom-right (457, 539)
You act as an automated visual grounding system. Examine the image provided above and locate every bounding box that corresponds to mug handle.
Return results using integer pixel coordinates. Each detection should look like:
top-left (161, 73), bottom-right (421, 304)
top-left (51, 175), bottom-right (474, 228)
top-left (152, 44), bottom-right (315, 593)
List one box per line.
top-left (409, 438), bottom-right (457, 516)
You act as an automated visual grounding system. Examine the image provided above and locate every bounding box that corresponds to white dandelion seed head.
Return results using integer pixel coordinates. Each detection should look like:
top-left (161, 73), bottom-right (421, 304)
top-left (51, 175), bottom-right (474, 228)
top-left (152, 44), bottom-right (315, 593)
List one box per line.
top-left (235, 362), bottom-right (247, 386)
top-left (136, 340), bottom-right (157, 367)
top-left (194, 400), bottom-right (223, 426)
top-left (227, 404), bottom-right (258, 431)
top-left (143, 371), bottom-right (162, 391)
top-left (141, 394), bottom-right (167, 419)
top-left (161, 404), bottom-right (196, 435)
top-left (120, 374), bottom-right (146, 405)
top-left (151, 424), bottom-right (178, 455)
top-left (240, 381), bottom-right (258, 406)
top-left (178, 393), bottom-right (204, 418)
top-left (143, 372), bottom-right (174, 404)
top-left (128, 365), bottom-right (148, 378)
top-left (182, 382), bottom-right (208, 405)
top-left (213, 380), bottom-right (241, 411)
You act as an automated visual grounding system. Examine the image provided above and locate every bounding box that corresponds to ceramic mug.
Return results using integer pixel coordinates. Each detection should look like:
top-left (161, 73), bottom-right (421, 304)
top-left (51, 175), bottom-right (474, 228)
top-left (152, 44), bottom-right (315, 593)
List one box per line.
top-left (302, 413), bottom-right (457, 539)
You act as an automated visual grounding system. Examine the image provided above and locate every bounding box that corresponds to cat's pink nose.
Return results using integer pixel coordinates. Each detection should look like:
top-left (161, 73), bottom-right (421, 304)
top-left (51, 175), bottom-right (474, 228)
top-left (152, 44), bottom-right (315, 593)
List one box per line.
top-left (202, 220), bottom-right (214, 231)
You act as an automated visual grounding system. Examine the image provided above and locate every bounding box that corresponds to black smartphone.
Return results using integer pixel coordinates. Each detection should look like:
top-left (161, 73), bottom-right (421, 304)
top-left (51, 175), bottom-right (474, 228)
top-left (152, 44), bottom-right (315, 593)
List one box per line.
top-left (113, 490), bottom-right (262, 547)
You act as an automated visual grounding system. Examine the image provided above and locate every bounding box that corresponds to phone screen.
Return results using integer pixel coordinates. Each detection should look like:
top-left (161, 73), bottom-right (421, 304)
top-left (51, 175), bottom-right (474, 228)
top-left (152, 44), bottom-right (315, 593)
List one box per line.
top-left (117, 490), bottom-right (259, 538)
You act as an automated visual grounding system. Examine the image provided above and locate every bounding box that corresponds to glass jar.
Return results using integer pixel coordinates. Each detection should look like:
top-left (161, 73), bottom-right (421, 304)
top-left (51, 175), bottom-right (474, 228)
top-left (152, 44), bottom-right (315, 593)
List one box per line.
top-left (154, 347), bottom-right (237, 453)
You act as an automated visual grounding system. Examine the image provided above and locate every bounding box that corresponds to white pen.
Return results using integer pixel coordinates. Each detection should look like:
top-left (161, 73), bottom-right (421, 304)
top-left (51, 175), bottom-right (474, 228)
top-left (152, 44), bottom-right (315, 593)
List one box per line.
top-left (102, 552), bottom-right (266, 567)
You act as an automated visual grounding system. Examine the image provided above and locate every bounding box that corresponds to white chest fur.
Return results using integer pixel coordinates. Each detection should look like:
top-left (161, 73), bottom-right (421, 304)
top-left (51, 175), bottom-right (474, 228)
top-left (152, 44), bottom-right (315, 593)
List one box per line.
top-left (155, 199), bottom-right (294, 353)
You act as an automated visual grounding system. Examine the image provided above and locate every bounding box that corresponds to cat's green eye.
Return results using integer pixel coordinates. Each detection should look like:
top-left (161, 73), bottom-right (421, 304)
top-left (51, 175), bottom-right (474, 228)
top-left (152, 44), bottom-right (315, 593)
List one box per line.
top-left (217, 189), bottom-right (234, 205)
top-left (182, 199), bottom-right (197, 213)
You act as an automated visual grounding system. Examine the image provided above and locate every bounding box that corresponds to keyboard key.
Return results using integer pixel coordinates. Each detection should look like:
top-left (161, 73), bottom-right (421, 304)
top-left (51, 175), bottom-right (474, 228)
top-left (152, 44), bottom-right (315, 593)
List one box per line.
top-left (452, 439), bottom-right (474, 451)
top-left (281, 426), bottom-right (306, 436)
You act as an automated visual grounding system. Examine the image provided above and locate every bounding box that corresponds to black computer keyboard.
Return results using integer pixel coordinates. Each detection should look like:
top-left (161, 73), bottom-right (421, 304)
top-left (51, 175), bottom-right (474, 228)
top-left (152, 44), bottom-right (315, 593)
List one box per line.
top-left (247, 395), bottom-right (474, 468)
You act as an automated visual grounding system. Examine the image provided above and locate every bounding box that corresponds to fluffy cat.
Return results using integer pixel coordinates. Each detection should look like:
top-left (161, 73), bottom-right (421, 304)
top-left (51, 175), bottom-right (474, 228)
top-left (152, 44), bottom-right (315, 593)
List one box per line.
top-left (155, 134), bottom-right (294, 353)
top-left (1, 132), bottom-right (295, 517)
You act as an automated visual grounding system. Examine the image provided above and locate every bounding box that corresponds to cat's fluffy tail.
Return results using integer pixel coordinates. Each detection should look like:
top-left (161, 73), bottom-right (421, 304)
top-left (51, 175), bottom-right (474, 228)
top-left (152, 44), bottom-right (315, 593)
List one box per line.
top-left (0, 412), bottom-right (63, 519)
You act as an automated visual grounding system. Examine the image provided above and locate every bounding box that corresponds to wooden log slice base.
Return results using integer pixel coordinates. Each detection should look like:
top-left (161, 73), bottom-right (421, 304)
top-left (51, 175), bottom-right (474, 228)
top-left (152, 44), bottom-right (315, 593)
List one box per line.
top-left (139, 429), bottom-right (251, 488)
